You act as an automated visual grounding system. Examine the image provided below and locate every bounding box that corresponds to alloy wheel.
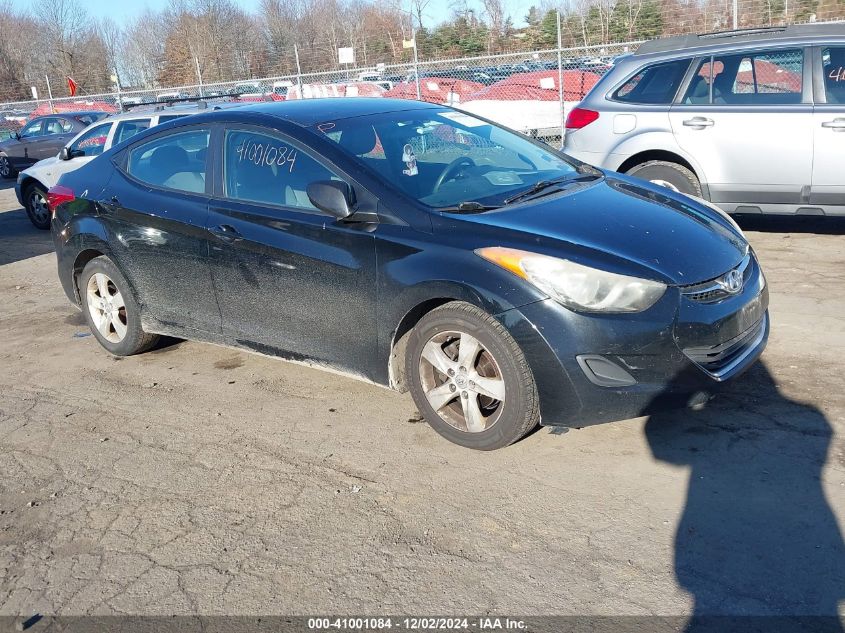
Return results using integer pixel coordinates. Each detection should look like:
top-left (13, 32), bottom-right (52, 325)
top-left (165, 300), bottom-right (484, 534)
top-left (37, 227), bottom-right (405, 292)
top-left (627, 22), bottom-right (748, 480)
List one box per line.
top-left (418, 330), bottom-right (506, 433)
top-left (28, 190), bottom-right (49, 225)
top-left (0, 157), bottom-right (9, 178)
top-left (86, 273), bottom-right (128, 343)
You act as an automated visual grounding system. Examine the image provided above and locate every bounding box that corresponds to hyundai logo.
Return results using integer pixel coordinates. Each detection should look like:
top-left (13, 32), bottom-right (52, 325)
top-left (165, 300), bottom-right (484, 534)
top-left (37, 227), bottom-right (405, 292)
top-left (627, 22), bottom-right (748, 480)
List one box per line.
top-left (722, 269), bottom-right (743, 294)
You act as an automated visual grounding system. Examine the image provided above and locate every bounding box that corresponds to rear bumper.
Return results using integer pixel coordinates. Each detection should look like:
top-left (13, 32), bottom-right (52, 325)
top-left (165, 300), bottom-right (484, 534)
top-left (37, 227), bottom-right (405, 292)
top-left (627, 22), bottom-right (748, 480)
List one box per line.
top-left (498, 255), bottom-right (769, 428)
top-left (14, 178), bottom-right (23, 207)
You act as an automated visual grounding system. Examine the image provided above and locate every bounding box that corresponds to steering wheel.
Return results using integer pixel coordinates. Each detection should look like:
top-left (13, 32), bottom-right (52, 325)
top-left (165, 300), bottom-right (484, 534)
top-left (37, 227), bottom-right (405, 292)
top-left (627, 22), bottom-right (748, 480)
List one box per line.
top-left (433, 157), bottom-right (476, 193)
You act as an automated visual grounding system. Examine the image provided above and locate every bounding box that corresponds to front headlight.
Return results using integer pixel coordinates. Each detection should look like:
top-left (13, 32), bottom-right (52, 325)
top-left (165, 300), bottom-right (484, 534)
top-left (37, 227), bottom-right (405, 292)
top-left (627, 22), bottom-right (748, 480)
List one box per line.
top-left (476, 247), bottom-right (666, 313)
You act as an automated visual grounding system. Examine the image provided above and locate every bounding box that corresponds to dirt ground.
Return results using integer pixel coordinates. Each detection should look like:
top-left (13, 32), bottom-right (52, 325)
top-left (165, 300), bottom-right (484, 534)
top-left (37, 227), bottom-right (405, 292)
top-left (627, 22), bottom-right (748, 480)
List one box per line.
top-left (0, 181), bottom-right (843, 619)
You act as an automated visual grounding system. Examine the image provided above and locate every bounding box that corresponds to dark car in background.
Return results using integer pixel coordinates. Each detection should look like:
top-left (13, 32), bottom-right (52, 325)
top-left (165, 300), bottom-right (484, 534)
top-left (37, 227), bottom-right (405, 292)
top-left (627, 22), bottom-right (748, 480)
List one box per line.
top-left (48, 99), bottom-right (768, 450)
top-left (0, 111), bottom-right (108, 178)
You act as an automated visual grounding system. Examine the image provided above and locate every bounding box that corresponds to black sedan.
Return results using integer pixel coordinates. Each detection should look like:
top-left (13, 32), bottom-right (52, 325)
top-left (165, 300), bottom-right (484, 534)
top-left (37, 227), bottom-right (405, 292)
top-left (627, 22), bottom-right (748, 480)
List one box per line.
top-left (48, 99), bottom-right (768, 450)
top-left (0, 111), bottom-right (108, 178)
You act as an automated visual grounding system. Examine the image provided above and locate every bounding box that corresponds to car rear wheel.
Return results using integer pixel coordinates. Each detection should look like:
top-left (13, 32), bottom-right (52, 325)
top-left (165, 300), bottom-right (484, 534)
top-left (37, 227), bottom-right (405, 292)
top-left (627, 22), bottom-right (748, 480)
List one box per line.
top-left (24, 183), bottom-right (50, 230)
top-left (626, 160), bottom-right (702, 197)
top-left (80, 256), bottom-right (159, 356)
top-left (0, 155), bottom-right (15, 179)
top-left (406, 301), bottom-right (539, 450)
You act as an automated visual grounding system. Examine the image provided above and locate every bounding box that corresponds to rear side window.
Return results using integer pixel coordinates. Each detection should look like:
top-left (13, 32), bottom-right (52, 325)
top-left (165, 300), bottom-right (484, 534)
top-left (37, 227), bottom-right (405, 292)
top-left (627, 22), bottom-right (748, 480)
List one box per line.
top-left (127, 129), bottom-right (209, 194)
top-left (613, 60), bottom-right (691, 104)
top-left (157, 115), bottom-right (186, 124)
top-left (223, 129), bottom-right (338, 210)
top-left (75, 114), bottom-right (102, 126)
top-left (69, 122), bottom-right (111, 157)
top-left (43, 118), bottom-right (65, 135)
top-left (114, 119), bottom-right (151, 145)
top-left (822, 46), bottom-right (845, 104)
top-left (685, 49), bottom-right (803, 105)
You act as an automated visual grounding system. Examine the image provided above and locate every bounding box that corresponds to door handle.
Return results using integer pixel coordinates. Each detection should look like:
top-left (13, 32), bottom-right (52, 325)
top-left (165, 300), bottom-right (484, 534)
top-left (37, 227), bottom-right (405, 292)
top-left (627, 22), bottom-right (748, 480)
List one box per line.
top-left (682, 117), bottom-right (715, 129)
top-left (821, 118), bottom-right (845, 131)
top-left (210, 224), bottom-right (243, 243)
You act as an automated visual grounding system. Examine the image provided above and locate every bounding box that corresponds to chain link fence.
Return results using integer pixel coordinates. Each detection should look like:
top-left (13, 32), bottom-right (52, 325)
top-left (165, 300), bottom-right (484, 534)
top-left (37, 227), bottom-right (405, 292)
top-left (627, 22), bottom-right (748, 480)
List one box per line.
top-left (0, 40), bottom-right (637, 146)
top-left (1, 14), bottom-right (841, 145)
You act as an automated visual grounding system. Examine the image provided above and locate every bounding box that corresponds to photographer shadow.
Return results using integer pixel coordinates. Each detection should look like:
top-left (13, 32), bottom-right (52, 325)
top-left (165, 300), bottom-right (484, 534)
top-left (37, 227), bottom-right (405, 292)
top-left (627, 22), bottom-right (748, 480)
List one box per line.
top-left (644, 363), bottom-right (844, 632)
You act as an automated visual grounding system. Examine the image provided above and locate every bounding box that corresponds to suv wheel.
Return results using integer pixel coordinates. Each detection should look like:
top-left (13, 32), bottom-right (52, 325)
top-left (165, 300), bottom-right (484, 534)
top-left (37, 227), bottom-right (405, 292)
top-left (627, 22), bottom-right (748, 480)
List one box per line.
top-left (627, 160), bottom-right (702, 197)
top-left (80, 256), bottom-right (159, 356)
top-left (24, 183), bottom-right (50, 230)
top-left (405, 301), bottom-right (539, 450)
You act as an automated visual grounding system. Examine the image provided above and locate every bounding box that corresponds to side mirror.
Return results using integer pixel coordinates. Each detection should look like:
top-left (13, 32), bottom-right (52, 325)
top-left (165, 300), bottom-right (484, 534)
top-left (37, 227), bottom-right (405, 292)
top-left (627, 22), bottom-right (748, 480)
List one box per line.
top-left (306, 180), bottom-right (354, 219)
top-left (14, 131), bottom-right (20, 140)
top-left (59, 147), bottom-right (71, 160)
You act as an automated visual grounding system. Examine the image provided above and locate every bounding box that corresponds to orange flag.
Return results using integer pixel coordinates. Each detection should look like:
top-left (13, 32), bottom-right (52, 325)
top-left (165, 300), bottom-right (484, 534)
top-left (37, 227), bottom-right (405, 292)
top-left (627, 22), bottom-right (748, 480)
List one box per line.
top-left (67, 77), bottom-right (78, 97)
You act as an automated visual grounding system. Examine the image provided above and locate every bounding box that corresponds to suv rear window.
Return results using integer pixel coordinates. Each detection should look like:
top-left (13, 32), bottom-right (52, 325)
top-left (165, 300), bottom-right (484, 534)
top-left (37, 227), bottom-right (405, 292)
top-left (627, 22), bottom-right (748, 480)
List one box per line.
top-left (612, 60), bottom-right (691, 104)
top-left (684, 49), bottom-right (803, 105)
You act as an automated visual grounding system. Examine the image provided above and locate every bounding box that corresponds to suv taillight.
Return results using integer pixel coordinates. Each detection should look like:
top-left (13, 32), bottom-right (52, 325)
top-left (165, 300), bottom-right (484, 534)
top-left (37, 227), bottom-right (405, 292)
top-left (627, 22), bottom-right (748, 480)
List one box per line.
top-left (47, 185), bottom-right (75, 217)
top-left (565, 107), bottom-right (599, 130)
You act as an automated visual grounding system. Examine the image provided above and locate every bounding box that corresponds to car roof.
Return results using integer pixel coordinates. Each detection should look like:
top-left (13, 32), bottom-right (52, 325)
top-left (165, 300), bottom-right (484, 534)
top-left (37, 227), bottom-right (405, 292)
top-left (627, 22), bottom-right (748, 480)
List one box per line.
top-left (34, 111), bottom-right (109, 119)
top-left (635, 23), bottom-right (845, 57)
top-left (229, 98), bottom-right (442, 126)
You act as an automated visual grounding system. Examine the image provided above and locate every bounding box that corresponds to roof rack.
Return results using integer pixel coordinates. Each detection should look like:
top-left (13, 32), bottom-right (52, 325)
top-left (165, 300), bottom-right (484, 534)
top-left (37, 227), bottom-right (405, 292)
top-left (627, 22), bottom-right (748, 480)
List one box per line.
top-left (635, 22), bottom-right (845, 55)
top-left (119, 93), bottom-right (242, 112)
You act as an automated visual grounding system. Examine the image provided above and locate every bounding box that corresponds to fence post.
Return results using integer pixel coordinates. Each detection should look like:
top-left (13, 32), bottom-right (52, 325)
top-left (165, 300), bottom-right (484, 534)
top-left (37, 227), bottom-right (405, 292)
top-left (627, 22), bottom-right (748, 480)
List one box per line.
top-left (195, 57), bottom-right (204, 97)
top-left (45, 75), bottom-right (55, 113)
top-left (294, 44), bottom-right (303, 92)
top-left (412, 29), bottom-right (422, 101)
top-left (557, 10), bottom-right (565, 149)
top-left (733, 0), bottom-right (738, 28)
top-left (114, 68), bottom-right (122, 109)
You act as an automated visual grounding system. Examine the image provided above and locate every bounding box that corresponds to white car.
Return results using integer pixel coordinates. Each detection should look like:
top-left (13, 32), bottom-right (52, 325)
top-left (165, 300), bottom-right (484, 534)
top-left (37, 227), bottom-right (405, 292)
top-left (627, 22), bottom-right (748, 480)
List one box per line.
top-left (16, 104), bottom-right (209, 229)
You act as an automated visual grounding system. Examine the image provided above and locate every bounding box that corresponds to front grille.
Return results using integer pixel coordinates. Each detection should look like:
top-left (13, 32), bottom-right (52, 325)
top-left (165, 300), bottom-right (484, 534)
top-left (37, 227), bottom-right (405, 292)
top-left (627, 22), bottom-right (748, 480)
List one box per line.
top-left (683, 314), bottom-right (767, 380)
top-left (681, 254), bottom-right (752, 304)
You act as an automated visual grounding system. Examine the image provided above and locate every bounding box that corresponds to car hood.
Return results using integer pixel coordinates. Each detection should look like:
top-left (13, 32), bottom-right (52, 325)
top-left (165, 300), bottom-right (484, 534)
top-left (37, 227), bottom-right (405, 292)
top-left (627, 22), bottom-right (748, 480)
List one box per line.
top-left (448, 174), bottom-right (748, 286)
top-left (0, 137), bottom-right (19, 150)
top-left (26, 155), bottom-right (60, 172)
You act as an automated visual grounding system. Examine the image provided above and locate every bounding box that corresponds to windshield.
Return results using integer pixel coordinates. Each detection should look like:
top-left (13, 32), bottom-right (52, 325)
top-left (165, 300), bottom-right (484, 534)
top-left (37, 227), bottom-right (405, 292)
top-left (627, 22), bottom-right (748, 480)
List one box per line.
top-left (316, 109), bottom-right (579, 209)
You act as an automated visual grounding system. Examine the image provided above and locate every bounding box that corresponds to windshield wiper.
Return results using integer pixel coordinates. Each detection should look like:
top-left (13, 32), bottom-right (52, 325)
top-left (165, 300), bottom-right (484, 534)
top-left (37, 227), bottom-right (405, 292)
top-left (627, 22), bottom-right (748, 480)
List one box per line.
top-left (439, 201), bottom-right (501, 214)
top-left (503, 173), bottom-right (600, 206)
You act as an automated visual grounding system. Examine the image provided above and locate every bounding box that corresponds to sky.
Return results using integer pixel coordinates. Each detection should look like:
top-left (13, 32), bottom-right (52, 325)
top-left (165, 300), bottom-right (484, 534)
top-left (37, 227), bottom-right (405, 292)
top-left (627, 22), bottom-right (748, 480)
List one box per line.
top-left (14, 0), bottom-right (534, 29)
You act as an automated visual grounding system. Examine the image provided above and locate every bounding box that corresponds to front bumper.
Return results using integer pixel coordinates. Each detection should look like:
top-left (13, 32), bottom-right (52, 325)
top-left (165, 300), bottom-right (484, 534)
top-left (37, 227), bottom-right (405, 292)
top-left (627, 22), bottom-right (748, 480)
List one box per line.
top-left (498, 253), bottom-right (769, 428)
top-left (14, 177), bottom-right (23, 207)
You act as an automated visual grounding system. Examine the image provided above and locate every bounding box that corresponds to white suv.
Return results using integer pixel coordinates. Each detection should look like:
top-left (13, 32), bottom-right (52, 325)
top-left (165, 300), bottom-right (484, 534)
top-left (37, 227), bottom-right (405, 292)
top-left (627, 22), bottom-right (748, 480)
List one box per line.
top-left (16, 103), bottom-right (236, 229)
top-left (563, 24), bottom-right (845, 216)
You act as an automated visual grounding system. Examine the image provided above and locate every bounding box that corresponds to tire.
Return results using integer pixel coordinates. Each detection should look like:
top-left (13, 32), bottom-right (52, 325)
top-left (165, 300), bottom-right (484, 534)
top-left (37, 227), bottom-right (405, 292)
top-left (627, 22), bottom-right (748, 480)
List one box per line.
top-left (24, 183), bottom-right (50, 230)
top-left (0, 154), bottom-right (15, 179)
top-left (79, 256), bottom-right (159, 356)
top-left (405, 301), bottom-right (539, 450)
top-left (626, 160), bottom-right (702, 197)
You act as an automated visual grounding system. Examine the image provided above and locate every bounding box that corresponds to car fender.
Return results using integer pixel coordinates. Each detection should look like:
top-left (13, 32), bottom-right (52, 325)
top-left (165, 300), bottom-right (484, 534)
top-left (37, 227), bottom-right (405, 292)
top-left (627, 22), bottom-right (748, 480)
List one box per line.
top-left (602, 130), bottom-right (707, 183)
top-left (376, 243), bottom-right (547, 387)
top-left (58, 218), bottom-right (142, 309)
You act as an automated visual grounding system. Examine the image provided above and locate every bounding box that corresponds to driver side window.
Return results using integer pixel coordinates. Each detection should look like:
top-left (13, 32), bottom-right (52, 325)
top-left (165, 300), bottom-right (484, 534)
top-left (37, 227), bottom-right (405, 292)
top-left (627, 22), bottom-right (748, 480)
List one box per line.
top-left (21, 120), bottom-right (43, 138)
top-left (69, 122), bottom-right (112, 158)
top-left (223, 128), bottom-right (339, 211)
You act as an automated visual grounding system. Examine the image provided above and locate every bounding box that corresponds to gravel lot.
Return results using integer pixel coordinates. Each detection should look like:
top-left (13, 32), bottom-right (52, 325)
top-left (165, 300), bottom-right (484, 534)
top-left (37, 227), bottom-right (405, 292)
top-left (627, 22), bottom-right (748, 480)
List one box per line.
top-left (0, 181), bottom-right (843, 619)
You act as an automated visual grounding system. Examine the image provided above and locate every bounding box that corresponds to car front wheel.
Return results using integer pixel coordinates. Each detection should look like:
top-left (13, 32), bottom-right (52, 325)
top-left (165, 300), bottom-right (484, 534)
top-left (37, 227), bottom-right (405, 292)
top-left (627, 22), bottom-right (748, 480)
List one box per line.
top-left (626, 160), bottom-right (702, 197)
top-left (24, 183), bottom-right (50, 230)
top-left (80, 256), bottom-right (159, 356)
top-left (405, 301), bottom-right (539, 450)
